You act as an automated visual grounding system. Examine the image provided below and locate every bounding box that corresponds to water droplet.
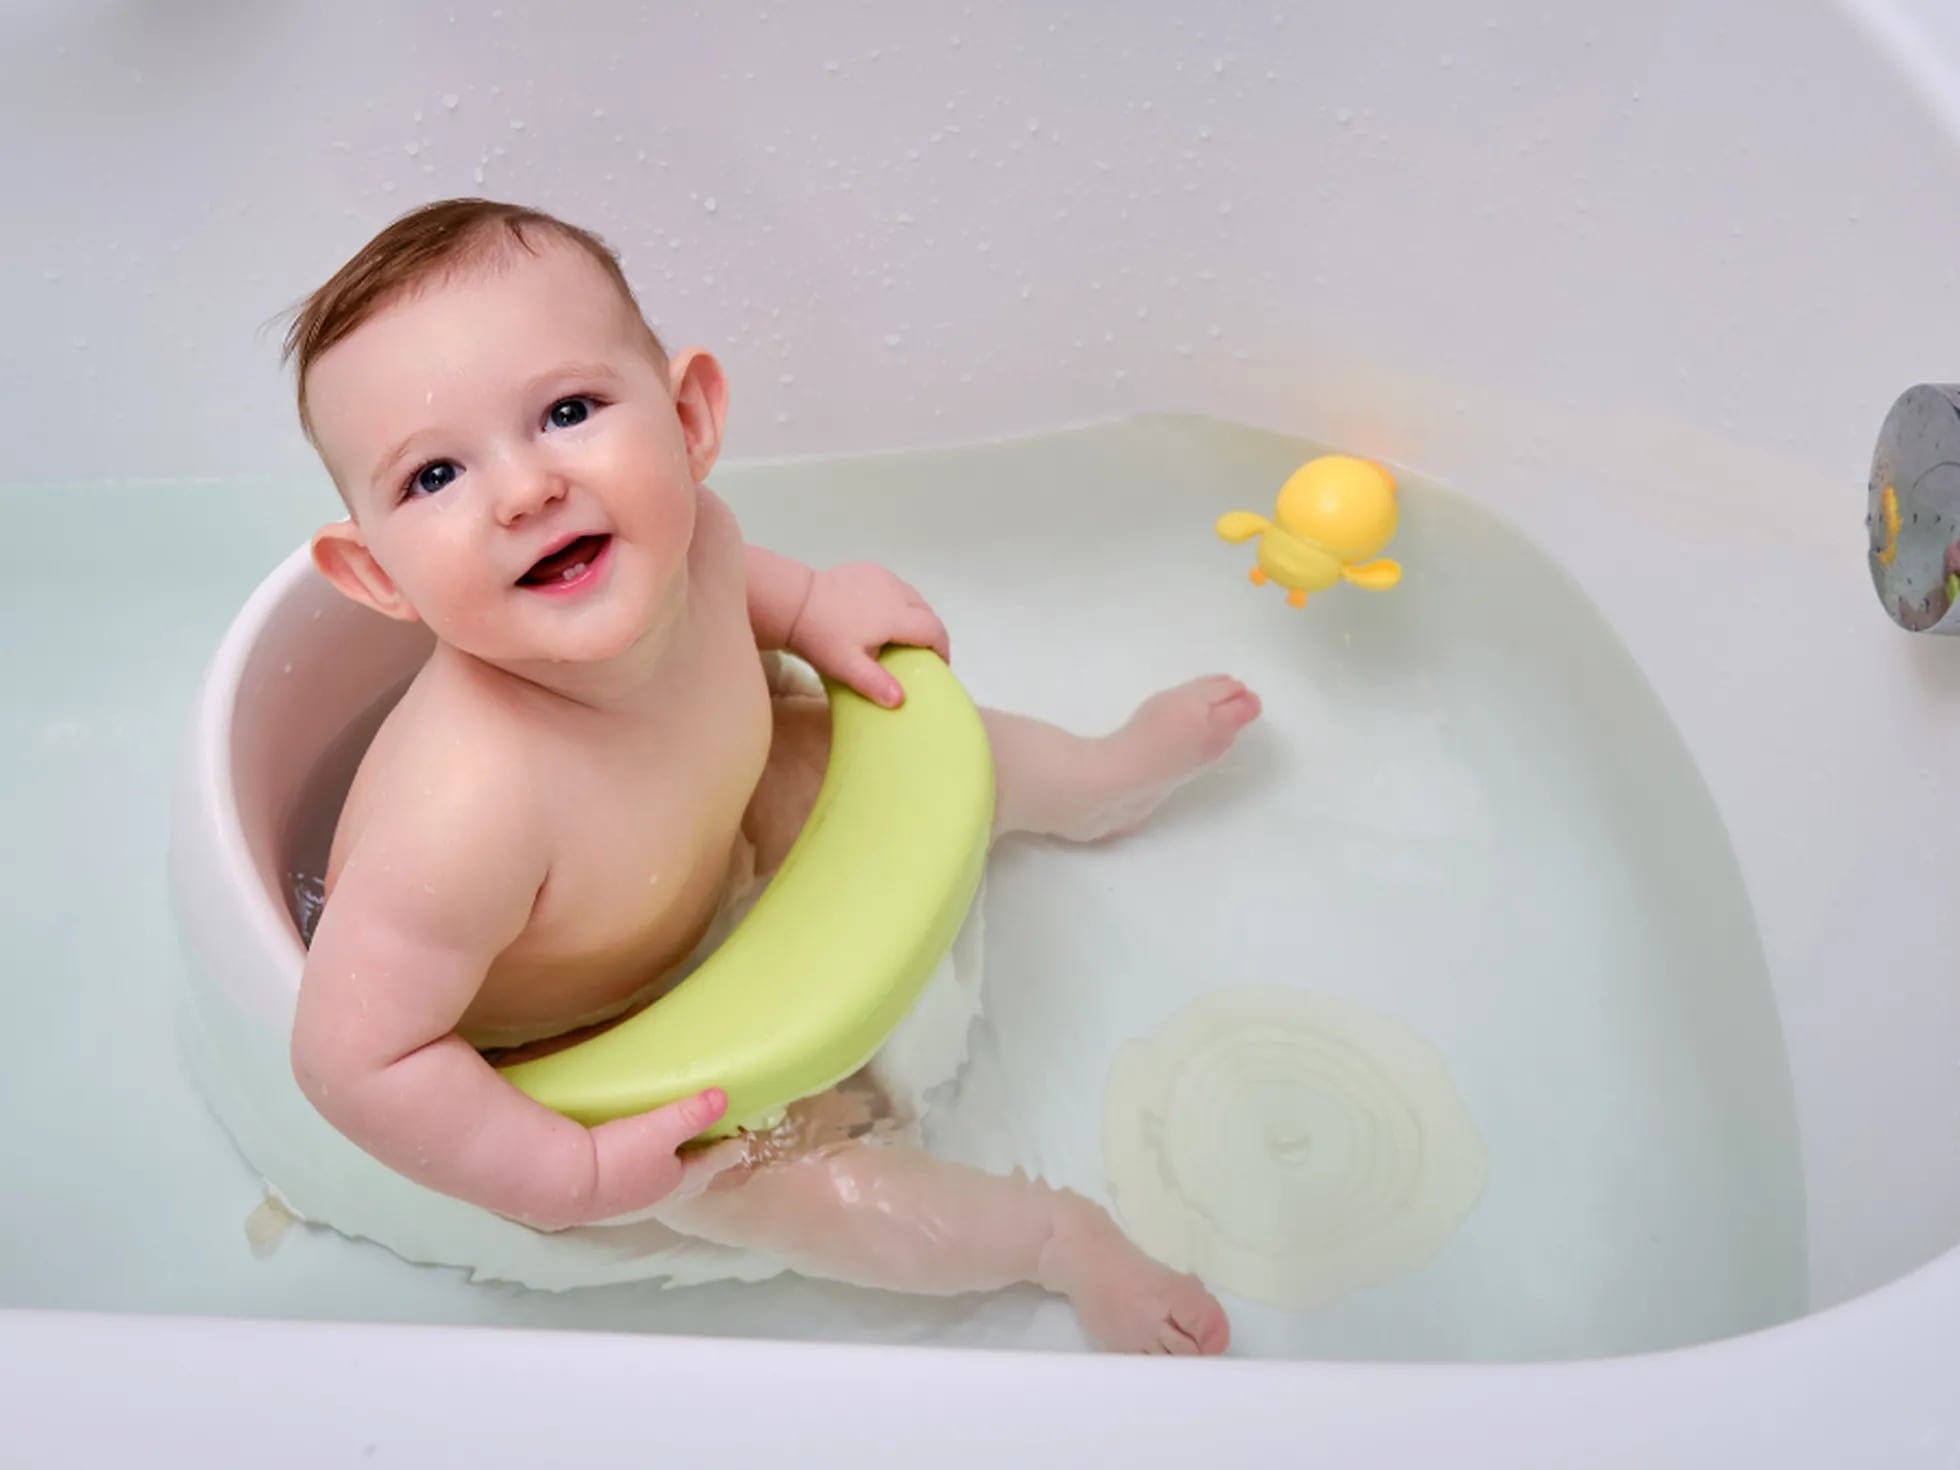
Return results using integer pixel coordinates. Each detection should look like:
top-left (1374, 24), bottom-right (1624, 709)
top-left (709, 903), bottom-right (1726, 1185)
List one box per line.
top-left (949, 33), bottom-right (961, 46)
top-left (404, 141), bottom-right (420, 157)
top-left (1335, 107), bottom-right (1354, 125)
top-left (703, 196), bottom-right (718, 212)
top-left (824, 59), bottom-right (839, 73)
top-left (510, 118), bottom-right (525, 130)
top-left (473, 165), bottom-right (487, 184)
top-left (1197, 125), bottom-right (1213, 141)
top-left (884, 332), bottom-right (903, 347)
top-left (594, 106), bottom-right (607, 119)
top-left (442, 92), bottom-right (460, 110)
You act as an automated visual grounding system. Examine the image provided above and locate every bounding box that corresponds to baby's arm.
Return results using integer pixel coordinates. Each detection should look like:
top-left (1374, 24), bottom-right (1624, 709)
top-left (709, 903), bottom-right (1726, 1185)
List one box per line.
top-left (743, 543), bottom-right (817, 653)
top-left (743, 542), bottom-right (949, 707)
top-left (291, 772), bottom-right (724, 1230)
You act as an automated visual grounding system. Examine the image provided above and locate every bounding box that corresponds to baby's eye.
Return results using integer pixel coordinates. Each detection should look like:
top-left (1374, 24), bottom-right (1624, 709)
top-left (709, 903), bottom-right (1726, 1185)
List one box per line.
top-left (405, 460), bottom-right (459, 498)
top-left (546, 396), bottom-right (598, 430)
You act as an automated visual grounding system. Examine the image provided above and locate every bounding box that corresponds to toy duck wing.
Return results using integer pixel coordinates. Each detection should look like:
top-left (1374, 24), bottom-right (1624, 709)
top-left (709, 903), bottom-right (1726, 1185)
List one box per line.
top-left (1216, 511), bottom-right (1272, 544)
top-left (1341, 558), bottom-right (1402, 590)
top-left (1269, 534), bottom-right (1340, 587)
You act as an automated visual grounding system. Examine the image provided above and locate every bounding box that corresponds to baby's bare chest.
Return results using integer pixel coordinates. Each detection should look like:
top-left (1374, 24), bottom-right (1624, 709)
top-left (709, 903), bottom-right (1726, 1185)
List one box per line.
top-left (498, 670), bottom-right (775, 976)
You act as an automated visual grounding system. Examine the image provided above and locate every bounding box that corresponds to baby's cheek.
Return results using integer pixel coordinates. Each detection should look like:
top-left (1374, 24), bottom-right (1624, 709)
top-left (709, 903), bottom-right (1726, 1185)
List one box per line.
top-left (425, 574), bottom-right (502, 646)
top-left (644, 484), bottom-right (699, 567)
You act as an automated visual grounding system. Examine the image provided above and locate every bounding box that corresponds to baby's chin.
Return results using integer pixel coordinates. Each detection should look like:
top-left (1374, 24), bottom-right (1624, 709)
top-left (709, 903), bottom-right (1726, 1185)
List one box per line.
top-left (466, 579), bottom-right (679, 668)
top-left (447, 624), bottom-right (644, 671)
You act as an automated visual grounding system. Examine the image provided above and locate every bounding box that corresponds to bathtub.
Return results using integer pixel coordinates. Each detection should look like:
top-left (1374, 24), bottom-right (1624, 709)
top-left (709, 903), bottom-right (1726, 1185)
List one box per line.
top-left (5, 0), bottom-right (1960, 1461)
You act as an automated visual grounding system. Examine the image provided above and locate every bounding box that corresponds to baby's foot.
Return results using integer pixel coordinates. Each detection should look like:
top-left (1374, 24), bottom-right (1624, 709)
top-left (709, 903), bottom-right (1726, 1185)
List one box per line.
top-left (1043, 1202), bottom-right (1231, 1356)
top-left (1059, 676), bottom-right (1262, 842)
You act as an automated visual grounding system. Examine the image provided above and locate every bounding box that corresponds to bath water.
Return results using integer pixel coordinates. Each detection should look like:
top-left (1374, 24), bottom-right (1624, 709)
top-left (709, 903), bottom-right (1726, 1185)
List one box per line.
top-left (0, 415), bottom-right (1806, 1361)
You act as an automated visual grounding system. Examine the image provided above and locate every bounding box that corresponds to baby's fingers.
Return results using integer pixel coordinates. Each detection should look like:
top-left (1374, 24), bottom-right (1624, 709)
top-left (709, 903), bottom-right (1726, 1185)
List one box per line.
top-left (901, 604), bottom-right (952, 664)
top-left (588, 1088), bottom-right (728, 1217)
top-left (841, 651), bottom-right (906, 709)
top-left (644, 1087), bottom-right (729, 1151)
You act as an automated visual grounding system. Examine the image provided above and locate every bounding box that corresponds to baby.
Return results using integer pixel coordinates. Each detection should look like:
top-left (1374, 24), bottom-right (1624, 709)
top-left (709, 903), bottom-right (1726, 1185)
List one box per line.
top-left (287, 197), bottom-right (1259, 1355)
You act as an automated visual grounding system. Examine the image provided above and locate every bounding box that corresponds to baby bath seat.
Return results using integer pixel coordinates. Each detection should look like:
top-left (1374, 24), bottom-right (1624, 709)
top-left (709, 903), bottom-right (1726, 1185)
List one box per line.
top-left (167, 544), bottom-right (993, 1289)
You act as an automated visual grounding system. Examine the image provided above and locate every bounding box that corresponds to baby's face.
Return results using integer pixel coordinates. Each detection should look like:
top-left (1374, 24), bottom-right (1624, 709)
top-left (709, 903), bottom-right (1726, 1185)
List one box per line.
top-left (305, 241), bottom-right (702, 667)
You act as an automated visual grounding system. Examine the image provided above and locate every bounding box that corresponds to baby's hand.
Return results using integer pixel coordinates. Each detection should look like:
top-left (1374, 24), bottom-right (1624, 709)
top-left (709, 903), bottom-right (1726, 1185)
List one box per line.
top-left (788, 562), bottom-right (951, 708)
top-left (576, 1088), bottom-right (736, 1225)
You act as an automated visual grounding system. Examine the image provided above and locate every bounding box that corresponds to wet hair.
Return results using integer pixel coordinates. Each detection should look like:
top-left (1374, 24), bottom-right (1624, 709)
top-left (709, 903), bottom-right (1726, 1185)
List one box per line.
top-left (280, 196), bottom-right (664, 441)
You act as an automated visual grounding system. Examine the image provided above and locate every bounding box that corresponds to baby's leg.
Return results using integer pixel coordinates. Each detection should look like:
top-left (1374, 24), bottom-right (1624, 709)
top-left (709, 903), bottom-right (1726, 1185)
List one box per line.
top-left (743, 671), bottom-right (1261, 860)
top-left (986, 676), bottom-right (1261, 842)
top-left (727, 672), bottom-right (1253, 1354)
top-left (660, 1130), bottom-right (1230, 1355)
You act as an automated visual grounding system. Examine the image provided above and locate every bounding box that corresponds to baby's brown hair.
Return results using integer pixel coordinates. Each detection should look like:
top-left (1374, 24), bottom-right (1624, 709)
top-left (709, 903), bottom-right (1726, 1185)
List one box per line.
top-left (282, 197), bottom-right (664, 441)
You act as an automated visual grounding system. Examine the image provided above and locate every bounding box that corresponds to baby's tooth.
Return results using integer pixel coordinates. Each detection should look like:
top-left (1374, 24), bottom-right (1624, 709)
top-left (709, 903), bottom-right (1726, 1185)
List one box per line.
top-left (561, 560), bottom-right (587, 581)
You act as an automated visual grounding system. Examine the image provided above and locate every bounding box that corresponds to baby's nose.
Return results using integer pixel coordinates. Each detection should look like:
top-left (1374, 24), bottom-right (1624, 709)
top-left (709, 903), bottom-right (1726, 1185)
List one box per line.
top-left (495, 463), bottom-right (569, 524)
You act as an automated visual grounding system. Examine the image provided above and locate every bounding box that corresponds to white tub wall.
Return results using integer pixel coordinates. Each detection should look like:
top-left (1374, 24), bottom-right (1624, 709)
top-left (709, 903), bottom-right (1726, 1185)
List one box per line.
top-left (4, 0), bottom-right (1958, 1313)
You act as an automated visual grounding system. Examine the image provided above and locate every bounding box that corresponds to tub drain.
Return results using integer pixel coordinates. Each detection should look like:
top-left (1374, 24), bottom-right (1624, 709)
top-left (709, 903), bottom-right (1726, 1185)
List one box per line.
top-left (1101, 986), bottom-right (1486, 1313)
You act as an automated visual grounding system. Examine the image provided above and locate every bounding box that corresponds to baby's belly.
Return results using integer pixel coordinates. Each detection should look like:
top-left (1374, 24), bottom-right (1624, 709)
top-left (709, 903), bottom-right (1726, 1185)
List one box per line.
top-left (463, 693), bottom-right (834, 1056)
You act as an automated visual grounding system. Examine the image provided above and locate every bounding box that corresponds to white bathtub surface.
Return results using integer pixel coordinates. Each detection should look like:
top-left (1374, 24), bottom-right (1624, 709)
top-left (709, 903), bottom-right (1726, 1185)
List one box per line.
top-left (7, 1252), bottom-right (1959, 1470)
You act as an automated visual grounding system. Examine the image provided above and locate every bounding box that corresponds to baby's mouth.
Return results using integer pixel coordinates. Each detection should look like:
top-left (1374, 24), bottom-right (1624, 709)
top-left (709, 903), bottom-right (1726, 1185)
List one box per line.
top-left (518, 534), bottom-right (612, 588)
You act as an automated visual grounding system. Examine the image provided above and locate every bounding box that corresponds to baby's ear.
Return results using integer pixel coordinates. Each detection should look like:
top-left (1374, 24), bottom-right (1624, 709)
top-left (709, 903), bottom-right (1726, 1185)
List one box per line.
top-left (667, 347), bottom-right (728, 484)
top-left (310, 521), bottom-right (419, 623)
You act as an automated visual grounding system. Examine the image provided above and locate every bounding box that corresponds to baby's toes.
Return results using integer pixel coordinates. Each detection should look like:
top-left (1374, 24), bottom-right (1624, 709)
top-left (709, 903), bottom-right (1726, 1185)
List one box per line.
top-left (1209, 682), bottom-right (1262, 729)
top-left (1157, 1319), bottom-right (1201, 1356)
top-left (1193, 682), bottom-right (1261, 759)
top-left (1168, 1278), bottom-right (1232, 1357)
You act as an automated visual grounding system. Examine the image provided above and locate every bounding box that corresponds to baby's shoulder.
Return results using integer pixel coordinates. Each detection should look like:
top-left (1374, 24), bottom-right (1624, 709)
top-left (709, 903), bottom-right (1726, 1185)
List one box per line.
top-left (340, 671), bottom-right (550, 874)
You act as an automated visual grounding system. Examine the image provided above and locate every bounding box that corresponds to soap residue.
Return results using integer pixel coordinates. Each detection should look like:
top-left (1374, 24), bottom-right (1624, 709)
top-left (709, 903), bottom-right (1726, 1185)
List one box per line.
top-left (1102, 986), bottom-right (1486, 1313)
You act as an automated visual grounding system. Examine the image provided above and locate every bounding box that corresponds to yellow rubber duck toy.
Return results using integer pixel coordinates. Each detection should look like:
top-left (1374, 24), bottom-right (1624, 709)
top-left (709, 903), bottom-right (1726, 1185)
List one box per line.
top-left (1216, 454), bottom-right (1403, 607)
